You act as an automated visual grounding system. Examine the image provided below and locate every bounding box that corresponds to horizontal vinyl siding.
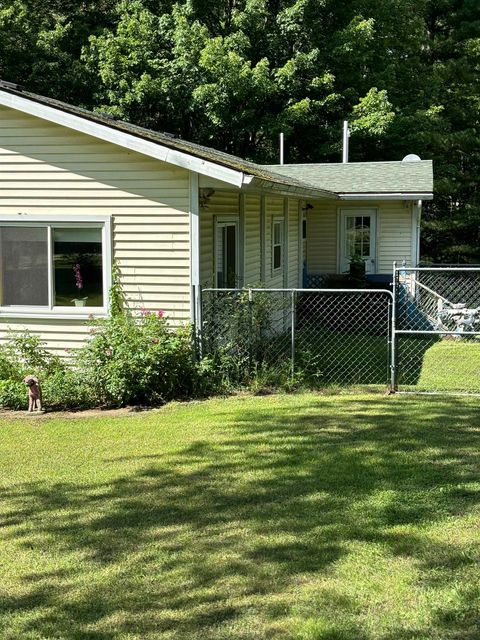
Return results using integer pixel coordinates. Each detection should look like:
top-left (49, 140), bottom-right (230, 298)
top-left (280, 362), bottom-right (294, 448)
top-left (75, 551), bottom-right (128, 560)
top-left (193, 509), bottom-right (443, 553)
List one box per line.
top-left (244, 195), bottom-right (261, 285)
top-left (306, 199), bottom-right (414, 276)
top-left (0, 105), bottom-right (191, 353)
top-left (377, 203), bottom-right (413, 273)
top-left (288, 199), bottom-right (300, 288)
top-left (307, 201), bottom-right (337, 274)
top-left (199, 190), bottom-right (239, 287)
top-left (0, 318), bottom-right (92, 353)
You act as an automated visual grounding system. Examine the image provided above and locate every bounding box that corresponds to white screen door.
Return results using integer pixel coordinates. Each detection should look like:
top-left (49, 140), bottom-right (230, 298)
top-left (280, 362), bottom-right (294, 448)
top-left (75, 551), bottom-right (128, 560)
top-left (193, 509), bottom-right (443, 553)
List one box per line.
top-left (215, 220), bottom-right (238, 287)
top-left (340, 209), bottom-right (377, 274)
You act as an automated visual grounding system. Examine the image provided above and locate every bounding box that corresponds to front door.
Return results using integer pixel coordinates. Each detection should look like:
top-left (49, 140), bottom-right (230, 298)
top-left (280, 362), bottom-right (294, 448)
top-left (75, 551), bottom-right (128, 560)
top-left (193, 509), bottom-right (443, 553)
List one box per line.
top-left (340, 209), bottom-right (377, 274)
top-left (215, 219), bottom-right (238, 287)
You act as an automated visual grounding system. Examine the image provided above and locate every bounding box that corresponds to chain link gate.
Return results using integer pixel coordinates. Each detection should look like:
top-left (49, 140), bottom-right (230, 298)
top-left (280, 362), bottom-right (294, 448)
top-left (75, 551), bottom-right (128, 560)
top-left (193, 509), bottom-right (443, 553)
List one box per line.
top-left (392, 264), bottom-right (480, 395)
top-left (200, 288), bottom-right (393, 387)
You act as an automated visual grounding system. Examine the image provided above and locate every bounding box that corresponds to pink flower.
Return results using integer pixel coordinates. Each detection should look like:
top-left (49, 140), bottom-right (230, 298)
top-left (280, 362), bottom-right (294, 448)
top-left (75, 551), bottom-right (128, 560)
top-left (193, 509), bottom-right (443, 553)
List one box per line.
top-left (88, 313), bottom-right (94, 321)
top-left (73, 263), bottom-right (83, 290)
top-left (64, 347), bottom-right (71, 354)
top-left (90, 327), bottom-right (96, 334)
top-left (156, 310), bottom-right (164, 319)
top-left (140, 307), bottom-right (149, 316)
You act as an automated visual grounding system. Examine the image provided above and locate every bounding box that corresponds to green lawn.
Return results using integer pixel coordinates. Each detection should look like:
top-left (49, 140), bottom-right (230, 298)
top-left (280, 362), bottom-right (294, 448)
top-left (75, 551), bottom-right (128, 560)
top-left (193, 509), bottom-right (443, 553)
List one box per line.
top-left (398, 337), bottom-right (480, 393)
top-left (1, 393), bottom-right (479, 639)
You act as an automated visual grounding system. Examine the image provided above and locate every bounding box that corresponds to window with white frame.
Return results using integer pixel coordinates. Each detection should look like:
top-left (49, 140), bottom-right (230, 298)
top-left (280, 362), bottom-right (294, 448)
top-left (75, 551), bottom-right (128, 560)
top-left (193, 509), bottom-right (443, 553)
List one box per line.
top-left (272, 219), bottom-right (284, 272)
top-left (0, 219), bottom-right (110, 313)
top-left (215, 218), bottom-right (238, 288)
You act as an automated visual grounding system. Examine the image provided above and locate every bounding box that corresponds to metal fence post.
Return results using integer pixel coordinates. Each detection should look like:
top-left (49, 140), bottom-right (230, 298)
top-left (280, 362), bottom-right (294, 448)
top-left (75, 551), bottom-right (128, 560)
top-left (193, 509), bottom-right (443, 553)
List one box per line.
top-left (390, 262), bottom-right (398, 392)
top-left (248, 288), bottom-right (254, 374)
top-left (291, 290), bottom-right (296, 378)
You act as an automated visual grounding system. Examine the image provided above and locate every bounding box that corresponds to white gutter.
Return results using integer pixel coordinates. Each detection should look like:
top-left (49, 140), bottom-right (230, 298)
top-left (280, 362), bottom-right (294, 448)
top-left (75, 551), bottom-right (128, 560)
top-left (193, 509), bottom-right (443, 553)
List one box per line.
top-left (416, 200), bottom-right (422, 265)
top-left (339, 192), bottom-right (433, 201)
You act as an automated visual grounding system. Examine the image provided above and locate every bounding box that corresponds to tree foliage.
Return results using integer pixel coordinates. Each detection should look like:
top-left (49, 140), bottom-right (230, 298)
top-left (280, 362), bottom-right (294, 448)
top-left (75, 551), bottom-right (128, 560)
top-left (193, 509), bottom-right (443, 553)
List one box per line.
top-left (0, 0), bottom-right (479, 261)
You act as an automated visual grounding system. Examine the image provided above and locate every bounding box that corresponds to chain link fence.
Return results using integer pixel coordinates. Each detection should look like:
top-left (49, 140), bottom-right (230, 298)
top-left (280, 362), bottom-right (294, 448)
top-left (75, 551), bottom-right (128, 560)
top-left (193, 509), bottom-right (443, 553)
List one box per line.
top-left (201, 288), bottom-right (393, 387)
top-left (393, 265), bottom-right (480, 394)
top-left (199, 267), bottom-right (480, 395)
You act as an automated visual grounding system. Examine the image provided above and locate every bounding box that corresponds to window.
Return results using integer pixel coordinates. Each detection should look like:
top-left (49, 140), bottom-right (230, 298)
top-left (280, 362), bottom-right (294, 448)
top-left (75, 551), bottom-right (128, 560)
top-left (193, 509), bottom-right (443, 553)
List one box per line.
top-left (0, 218), bottom-right (110, 314)
top-left (215, 219), bottom-right (238, 288)
top-left (339, 208), bottom-right (376, 274)
top-left (345, 215), bottom-right (371, 259)
top-left (272, 219), bottom-right (284, 271)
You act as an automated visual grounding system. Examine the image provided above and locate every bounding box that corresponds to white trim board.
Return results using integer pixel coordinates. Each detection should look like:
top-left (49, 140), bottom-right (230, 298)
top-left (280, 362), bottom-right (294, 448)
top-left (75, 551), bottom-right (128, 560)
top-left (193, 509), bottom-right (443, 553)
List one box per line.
top-left (339, 192), bottom-right (433, 201)
top-left (0, 90), bottom-right (245, 188)
top-left (0, 90), bottom-right (336, 200)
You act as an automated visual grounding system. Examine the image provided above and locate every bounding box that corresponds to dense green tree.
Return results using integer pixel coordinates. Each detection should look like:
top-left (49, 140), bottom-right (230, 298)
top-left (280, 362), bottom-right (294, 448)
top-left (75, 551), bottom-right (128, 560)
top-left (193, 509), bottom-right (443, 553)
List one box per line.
top-left (0, 0), bottom-right (478, 261)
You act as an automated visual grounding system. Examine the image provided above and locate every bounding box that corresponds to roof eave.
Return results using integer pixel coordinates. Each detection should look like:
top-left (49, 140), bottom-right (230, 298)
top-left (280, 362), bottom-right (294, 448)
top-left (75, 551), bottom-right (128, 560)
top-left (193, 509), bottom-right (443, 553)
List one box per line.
top-left (0, 89), bottom-right (249, 188)
top-left (244, 175), bottom-right (338, 199)
top-left (338, 192), bottom-right (433, 201)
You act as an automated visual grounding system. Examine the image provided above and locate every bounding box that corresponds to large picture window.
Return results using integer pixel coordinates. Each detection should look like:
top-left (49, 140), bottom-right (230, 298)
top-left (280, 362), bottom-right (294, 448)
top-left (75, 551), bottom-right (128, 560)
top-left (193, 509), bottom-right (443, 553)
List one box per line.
top-left (0, 219), bottom-right (110, 313)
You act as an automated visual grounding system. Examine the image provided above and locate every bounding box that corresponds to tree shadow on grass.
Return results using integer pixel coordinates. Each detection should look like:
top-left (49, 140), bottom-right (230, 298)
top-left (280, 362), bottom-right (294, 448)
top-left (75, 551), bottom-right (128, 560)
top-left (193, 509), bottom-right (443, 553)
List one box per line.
top-left (0, 395), bottom-right (479, 638)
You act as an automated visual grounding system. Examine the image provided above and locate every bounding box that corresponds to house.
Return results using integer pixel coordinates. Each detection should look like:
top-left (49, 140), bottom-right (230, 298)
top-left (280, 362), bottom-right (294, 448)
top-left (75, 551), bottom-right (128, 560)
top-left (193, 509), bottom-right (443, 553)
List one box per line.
top-left (0, 81), bottom-right (433, 353)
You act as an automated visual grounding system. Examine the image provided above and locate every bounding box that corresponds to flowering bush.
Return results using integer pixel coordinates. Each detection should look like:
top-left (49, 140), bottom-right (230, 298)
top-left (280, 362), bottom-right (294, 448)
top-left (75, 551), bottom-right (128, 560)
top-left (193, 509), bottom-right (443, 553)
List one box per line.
top-left (76, 307), bottom-right (199, 407)
top-left (0, 272), bottom-right (209, 410)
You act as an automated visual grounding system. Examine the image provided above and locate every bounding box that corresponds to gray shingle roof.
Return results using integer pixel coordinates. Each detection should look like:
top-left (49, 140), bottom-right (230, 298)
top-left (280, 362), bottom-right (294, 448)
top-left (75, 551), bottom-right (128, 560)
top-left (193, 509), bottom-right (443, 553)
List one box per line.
top-left (263, 161), bottom-right (433, 195)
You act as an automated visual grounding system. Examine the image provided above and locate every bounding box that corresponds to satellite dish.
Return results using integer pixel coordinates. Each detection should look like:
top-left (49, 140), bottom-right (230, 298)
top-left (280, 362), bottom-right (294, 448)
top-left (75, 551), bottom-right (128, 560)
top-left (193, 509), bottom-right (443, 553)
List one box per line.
top-left (402, 154), bottom-right (421, 162)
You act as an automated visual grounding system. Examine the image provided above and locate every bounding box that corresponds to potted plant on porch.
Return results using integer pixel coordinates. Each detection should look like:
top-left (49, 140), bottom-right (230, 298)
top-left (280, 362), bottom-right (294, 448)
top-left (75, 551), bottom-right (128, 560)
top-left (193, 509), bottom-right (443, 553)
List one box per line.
top-left (349, 253), bottom-right (366, 287)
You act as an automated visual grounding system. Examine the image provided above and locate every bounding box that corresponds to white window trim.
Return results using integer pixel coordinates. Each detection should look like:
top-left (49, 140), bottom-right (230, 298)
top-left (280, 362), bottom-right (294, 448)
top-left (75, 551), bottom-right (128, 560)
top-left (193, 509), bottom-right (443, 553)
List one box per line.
top-left (214, 216), bottom-right (239, 288)
top-left (272, 217), bottom-right (284, 275)
top-left (337, 207), bottom-right (377, 274)
top-left (0, 215), bottom-right (112, 319)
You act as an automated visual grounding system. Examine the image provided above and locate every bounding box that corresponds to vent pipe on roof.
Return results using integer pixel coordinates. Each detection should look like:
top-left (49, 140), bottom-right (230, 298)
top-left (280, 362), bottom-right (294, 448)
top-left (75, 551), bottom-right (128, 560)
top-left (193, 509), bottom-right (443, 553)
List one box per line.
top-left (279, 132), bottom-right (284, 165)
top-left (342, 121), bottom-right (350, 163)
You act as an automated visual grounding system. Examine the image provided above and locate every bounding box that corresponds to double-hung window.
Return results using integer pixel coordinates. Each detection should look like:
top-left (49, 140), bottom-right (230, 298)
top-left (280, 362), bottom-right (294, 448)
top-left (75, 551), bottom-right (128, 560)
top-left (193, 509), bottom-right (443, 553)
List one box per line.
top-left (0, 216), bottom-right (111, 316)
top-left (272, 219), bottom-right (284, 272)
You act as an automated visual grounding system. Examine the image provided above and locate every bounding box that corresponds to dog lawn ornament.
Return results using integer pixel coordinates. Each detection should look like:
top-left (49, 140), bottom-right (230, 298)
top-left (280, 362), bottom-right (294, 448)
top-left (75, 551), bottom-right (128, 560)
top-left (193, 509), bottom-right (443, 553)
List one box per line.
top-left (24, 375), bottom-right (42, 412)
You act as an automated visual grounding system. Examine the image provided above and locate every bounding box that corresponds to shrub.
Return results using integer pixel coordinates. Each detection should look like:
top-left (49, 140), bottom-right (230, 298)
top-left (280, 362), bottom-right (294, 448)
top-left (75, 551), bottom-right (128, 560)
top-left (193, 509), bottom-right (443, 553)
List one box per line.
top-left (0, 331), bottom-right (94, 410)
top-left (76, 308), bottom-right (200, 407)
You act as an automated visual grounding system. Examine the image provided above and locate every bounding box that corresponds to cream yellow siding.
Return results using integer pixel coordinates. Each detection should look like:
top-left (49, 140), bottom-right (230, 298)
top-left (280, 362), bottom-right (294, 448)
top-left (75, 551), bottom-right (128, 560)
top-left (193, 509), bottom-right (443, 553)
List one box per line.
top-left (287, 199), bottom-right (300, 288)
top-left (244, 195), bottom-right (262, 285)
top-left (199, 192), bottom-right (301, 290)
top-left (306, 199), bottom-right (415, 275)
top-left (199, 189), bottom-right (240, 287)
top-left (306, 201), bottom-right (337, 274)
top-left (0, 105), bottom-right (191, 353)
top-left (377, 202), bottom-right (413, 272)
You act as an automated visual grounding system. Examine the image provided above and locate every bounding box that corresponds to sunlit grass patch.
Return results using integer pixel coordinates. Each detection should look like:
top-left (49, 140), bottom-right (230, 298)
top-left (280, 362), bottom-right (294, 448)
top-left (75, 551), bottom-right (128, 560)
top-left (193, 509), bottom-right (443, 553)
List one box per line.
top-left (0, 393), bottom-right (479, 639)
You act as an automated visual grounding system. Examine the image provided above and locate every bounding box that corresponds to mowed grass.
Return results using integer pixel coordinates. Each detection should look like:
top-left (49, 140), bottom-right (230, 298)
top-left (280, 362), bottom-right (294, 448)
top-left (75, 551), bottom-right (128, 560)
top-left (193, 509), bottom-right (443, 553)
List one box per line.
top-left (0, 393), bottom-right (479, 639)
top-left (408, 338), bottom-right (480, 392)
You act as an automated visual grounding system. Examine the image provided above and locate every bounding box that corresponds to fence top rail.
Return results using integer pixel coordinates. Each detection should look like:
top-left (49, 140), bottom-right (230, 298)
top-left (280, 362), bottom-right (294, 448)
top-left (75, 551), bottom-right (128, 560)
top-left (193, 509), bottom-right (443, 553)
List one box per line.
top-left (395, 329), bottom-right (480, 336)
top-left (395, 267), bottom-right (480, 272)
top-left (414, 280), bottom-right (451, 303)
top-left (202, 287), bottom-right (394, 299)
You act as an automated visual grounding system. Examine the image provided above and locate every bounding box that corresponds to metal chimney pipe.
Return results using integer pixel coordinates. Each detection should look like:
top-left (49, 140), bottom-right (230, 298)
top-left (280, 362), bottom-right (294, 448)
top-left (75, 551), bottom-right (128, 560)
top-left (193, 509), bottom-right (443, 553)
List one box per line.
top-left (280, 132), bottom-right (284, 165)
top-left (342, 121), bottom-right (349, 163)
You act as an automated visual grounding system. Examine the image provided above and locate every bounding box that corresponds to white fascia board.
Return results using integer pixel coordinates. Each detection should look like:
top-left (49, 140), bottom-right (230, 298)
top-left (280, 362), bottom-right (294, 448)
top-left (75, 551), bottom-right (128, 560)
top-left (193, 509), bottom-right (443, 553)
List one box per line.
top-left (0, 90), bottom-right (244, 188)
top-left (339, 192), bottom-right (433, 201)
top-left (244, 176), bottom-right (337, 200)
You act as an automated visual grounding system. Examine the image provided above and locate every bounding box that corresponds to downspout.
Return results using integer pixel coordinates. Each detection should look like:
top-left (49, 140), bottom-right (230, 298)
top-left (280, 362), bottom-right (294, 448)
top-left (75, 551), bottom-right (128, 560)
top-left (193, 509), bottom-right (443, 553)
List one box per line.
top-left (416, 200), bottom-right (422, 266)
